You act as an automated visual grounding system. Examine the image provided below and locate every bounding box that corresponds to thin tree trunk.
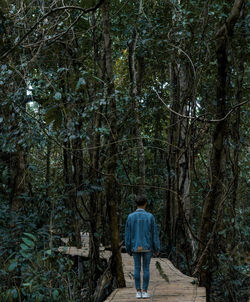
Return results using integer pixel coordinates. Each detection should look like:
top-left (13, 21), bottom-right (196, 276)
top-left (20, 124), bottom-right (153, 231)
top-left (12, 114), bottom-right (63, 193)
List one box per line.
top-left (62, 121), bottom-right (82, 248)
top-left (7, 102), bottom-right (26, 211)
top-left (178, 64), bottom-right (192, 222)
top-left (102, 0), bottom-right (126, 288)
top-left (45, 139), bottom-right (51, 200)
top-left (72, 132), bottom-right (83, 248)
top-left (9, 147), bottom-right (26, 211)
top-left (88, 13), bottom-right (103, 286)
top-left (128, 0), bottom-right (145, 195)
top-left (165, 62), bottom-right (179, 247)
top-left (178, 64), bottom-right (197, 259)
top-left (231, 47), bottom-right (244, 231)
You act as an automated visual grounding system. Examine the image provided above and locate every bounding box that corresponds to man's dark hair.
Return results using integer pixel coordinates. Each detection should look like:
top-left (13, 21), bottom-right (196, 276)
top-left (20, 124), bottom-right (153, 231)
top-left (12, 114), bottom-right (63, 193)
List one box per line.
top-left (135, 195), bottom-right (147, 206)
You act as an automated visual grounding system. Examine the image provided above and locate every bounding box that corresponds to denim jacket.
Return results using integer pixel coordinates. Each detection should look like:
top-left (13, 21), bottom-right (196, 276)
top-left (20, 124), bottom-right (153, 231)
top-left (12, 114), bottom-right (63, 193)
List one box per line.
top-left (125, 209), bottom-right (160, 255)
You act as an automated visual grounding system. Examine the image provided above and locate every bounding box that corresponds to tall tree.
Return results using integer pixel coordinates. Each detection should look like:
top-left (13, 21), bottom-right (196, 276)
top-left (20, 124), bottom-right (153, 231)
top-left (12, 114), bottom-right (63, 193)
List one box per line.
top-left (102, 0), bottom-right (126, 288)
top-left (0, 3), bottom-right (27, 211)
top-left (196, 1), bottom-right (245, 299)
top-left (128, 0), bottom-right (146, 195)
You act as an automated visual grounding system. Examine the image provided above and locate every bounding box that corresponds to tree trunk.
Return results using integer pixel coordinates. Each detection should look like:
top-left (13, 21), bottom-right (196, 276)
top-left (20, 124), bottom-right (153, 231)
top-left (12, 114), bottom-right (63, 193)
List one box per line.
top-left (5, 103), bottom-right (27, 211)
top-left (197, 1), bottom-right (245, 299)
top-left (45, 139), bottom-right (51, 201)
top-left (164, 62), bottom-right (179, 246)
top-left (72, 131), bottom-right (84, 248)
top-left (102, 0), bottom-right (126, 288)
top-left (165, 62), bottom-right (194, 264)
top-left (0, 31), bottom-right (26, 211)
top-left (62, 125), bottom-right (82, 248)
top-left (231, 41), bottom-right (245, 233)
top-left (9, 147), bottom-right (26, 211)
top-left (128, 0), bottom-right (146, 195)
top-left (198, 38), bottom-right (228, 300)
top-left (178, 64), bottom-right (192, 223)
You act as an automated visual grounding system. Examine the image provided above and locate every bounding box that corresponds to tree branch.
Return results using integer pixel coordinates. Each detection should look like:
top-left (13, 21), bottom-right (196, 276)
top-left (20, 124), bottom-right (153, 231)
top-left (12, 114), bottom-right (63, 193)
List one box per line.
top-left (0, 0), bottom-right (106, 60)
top-left (216, 0), bottom-right (245, 38)
top-left (155, 90), bottom-right (248, 123)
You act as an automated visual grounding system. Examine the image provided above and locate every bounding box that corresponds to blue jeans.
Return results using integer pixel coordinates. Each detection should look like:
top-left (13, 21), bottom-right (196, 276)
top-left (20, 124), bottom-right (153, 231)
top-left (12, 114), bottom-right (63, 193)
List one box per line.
top-left (133, 252), bottom-right (152, 291)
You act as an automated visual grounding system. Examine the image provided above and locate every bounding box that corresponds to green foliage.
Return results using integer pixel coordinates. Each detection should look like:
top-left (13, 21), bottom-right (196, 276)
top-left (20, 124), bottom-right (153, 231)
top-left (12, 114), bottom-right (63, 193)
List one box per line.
top-left (0, 203), bottom-right (84, 302)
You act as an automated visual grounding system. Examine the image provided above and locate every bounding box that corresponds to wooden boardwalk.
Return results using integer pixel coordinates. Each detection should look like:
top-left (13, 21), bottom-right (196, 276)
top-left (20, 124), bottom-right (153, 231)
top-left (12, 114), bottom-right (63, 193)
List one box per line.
top-left (104, 253), bottom-right (206, 302)
top-left (59, 241), bottom-right (206, 302)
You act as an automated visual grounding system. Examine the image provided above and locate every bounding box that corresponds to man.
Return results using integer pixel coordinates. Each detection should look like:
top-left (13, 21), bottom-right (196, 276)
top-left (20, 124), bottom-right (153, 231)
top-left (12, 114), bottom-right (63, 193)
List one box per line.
top-left (125, 195), bottom-right (160, 299)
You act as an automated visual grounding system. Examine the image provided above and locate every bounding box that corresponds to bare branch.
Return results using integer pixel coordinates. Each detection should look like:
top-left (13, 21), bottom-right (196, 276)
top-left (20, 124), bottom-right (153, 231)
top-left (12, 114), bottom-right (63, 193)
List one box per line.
top-left (155, 90), bottom-right (249, 123)
top-left (0, 0), bottom-right (106, 60)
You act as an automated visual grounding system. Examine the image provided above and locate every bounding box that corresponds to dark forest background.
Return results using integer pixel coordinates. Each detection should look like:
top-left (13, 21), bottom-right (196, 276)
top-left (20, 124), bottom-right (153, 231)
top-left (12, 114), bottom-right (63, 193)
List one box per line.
top-left (0, 0), bottom-right (249, 301)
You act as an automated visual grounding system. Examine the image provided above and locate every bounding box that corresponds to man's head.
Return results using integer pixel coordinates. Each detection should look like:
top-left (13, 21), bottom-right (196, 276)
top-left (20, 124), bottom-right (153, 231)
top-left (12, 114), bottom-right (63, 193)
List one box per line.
top-left (135, 195), bottom-right (147, 207)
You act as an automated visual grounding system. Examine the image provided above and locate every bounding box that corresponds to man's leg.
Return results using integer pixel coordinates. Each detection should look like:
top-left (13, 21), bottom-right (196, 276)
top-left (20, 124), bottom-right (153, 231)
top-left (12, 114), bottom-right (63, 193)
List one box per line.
top-left (133, 253), bottom-right (142, 290)
top-left (142, 252), bottom-right (152, 291)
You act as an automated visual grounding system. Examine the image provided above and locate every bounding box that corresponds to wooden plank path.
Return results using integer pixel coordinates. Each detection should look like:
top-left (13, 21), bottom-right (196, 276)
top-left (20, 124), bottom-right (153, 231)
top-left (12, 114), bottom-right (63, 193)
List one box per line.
top-left (104, 253), bottom-right (206, 302)
top-left (59, 242), bottom-right (206, 302)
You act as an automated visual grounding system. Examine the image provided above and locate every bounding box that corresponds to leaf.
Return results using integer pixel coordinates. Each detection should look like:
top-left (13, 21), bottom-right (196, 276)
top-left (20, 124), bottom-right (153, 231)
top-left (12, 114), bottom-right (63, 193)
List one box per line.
top-left (96, 127), bottom-right (109, 134)
top-left (0, 117), bottom-right (3, 122)
top-left (92, 75), bottom-right (105, 83)
top-left (54, 92), bottom-right (62, 100)
top-left (77, 191), bottom-right (84, 197)
top-left (69, 135), bottom-right (77, 140)
top-left (22, 283), bottom-right (31, 287)
top-left (20, 243), bottom-right (30, 250)
top-left (23, 233), bottom-right (37, 242)
top-left (99, 98), bottom-right (106, 105)
top-left (20, 251), bottom-right (31, 258)
top-left (57, 67), bottom-right (68, 73)
top-left (8, 261), bottom-right (18, 272)
top-left (76, 77), bottom-right (86, 90)
top-left (22, 237), bottom-right (35, 248)
top-left (52, 289), bottom-right (59, 300)
top-left (90, 185), bottom-right (103, 192)
top-left (11, 288), bottom-right (18, 299)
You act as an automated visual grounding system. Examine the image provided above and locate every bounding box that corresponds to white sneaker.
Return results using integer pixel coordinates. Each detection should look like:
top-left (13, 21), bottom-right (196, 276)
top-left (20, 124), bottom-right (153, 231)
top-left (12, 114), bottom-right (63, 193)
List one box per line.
top-left (142, 291), bottom-right (150, 299)
top-left (136, 291), bottom-right (142, 299)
